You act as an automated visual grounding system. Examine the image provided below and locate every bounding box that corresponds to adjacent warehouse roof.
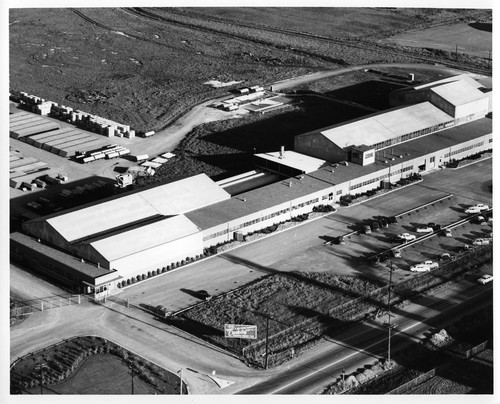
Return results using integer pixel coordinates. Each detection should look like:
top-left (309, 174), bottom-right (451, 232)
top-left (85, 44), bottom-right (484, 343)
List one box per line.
top-left (45, 174), bottom-right (230, 243)
top-left (89, 215), bottom-right (200, 262)
top-left (297, 102), bottom-right (453, 150)
top-left (411, 74), bottom-right (483, 91)
top-left (255, 150), bottom-right (328, 173)
top-left (186, 173), bottom-right (332, 230)
top-left (429, 80), bottom-right (487, 107)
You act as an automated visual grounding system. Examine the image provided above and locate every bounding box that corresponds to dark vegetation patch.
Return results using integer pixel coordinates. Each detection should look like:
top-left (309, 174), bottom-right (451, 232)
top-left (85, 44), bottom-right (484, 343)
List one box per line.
top-left (11, 336), bottom-right (185, 395)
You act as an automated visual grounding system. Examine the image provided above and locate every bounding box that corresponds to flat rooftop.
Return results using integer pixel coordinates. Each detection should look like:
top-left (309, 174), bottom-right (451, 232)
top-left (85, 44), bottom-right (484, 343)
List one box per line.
top-left (255, 150), bottom-right (328, 173)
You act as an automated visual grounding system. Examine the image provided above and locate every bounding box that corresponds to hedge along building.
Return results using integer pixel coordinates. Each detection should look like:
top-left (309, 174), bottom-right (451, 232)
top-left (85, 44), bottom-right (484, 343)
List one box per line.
top-left (15, 74), bottom-right (492, 293)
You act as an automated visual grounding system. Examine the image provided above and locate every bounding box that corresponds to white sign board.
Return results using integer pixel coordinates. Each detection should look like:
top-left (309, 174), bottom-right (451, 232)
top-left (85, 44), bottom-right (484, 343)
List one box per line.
top-left (224, 324), bottom-right (257, 339)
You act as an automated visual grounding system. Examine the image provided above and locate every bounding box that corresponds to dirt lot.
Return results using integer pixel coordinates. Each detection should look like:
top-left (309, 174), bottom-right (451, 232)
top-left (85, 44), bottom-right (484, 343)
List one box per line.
top-left (10, 7), bottom-right (491, 136)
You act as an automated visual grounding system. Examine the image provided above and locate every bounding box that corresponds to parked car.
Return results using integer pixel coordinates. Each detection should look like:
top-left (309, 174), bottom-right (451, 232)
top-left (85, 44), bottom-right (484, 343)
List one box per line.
top-left (439, 253), bottom-right (452, 261)
top-left (397, 233), bottom-right (417, 242)
top-left (410, 264), bottom-right (430, 272)
top-left (392, 249), bottom-right (401, 258)
top-left (197, 290), bottom-right (212, 301)
top-left (475, 215), bottom-right (486, 224)
top-left (363, 225), bottom-right (372, 234)
top-left (444, 228), bottom-right (452, 237)
top-left (465, 206), bottom-right (482, 214)
top-left (473, 238), bottom-right (491, 246)
top-left (416, 226), bottom-right (433, 233)
top-left (477, 274), bottom-right (493, 284)
top-left (474, 203), bottom-right (490, 211)
top-left (422, 260), bottom-right (439, 269)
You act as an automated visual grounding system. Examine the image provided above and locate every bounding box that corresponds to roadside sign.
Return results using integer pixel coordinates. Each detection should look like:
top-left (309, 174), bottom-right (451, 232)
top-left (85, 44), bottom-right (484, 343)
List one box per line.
top-left (224, 324), bottom-right (257, 339)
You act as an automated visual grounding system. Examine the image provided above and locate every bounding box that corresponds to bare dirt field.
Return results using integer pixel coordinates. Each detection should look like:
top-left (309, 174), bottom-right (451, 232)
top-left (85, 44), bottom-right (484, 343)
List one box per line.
top-left (10, 7), bottom-right (491, 136)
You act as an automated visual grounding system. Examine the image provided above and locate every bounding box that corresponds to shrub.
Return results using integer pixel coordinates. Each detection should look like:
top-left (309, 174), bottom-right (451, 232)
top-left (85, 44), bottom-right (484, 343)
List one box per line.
top-left (136, 275), bottom-right (141, 282)
top-left (127, 279), bottom-right (131, 285)
top-left (176, 261), bottom-right (180, 267)
top-left (131, 278), bottom-right (136, 284)
top-left (147, 271), bottom-right (151, 278)
top-left (121, 280), bottom-right (127, 287)
top-left (162, 266), bottom-right (167, 273)
top-left (152, 270), bottom-right (157, 276)
top-left (181, 260), bottom-right (185, 266)
top-left (142, 274), bottom-right (146, 281)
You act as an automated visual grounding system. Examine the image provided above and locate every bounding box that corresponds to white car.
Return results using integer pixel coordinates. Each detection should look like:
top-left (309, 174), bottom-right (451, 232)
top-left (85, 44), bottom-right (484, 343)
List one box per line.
top-left (465, 206), bottom-right (482, 214)
top-left (416, 226), bottom-right (433, 233)
top-left (422, 260), bottom-right (439, 269)
top-left (474, 204), bottom-right (490, 211)
top-left (477, 274), bottom-right (493, 284)
top-left (444, 229), bottom-right (452, 237)
top-left (473, 238), bottom-right (491, 246)
top-left (397, 233), bottom-right (417, 242)
top-left (410, 264), bottom-right (430, 272)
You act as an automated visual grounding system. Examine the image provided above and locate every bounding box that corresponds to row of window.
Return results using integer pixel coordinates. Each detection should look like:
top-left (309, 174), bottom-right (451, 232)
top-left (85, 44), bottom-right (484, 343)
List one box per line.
top-left (203, 197), bottom-right (321, 241)
top-left (444, 141), bottom-right (484, 158)
top-left (349, 166), bottom-right (414, 191)
top-left (371, 122), bottom-right (453, 151)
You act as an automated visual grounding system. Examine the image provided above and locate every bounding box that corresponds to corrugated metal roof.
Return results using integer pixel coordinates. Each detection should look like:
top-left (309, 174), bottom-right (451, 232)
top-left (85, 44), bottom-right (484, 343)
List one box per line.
top-left (90, 215), bottom-right (200, 261)
top-left (309, 102), bottom-right (453, 149)
top-left (47, 173), bottom-right (230, 242)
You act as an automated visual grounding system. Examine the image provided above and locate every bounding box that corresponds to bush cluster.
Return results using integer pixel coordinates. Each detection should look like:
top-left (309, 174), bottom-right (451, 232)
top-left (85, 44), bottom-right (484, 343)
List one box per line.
top-left (116, 254), bottom-right (204, 289)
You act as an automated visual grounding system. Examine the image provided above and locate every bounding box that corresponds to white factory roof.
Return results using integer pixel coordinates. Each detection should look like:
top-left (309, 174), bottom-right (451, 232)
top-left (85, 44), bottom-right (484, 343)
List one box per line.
top-left (255, 150), bottom-right (327, 173)
top-left (90, 215), bottom-right (200, 262)
top-left (302, 102), bottom-right (453, 150)
top-left (47, 173), bottom-right (230, 242)
top-left (429, 80), bottom-right (487, 107)
top-left (412, 74), bottom-right (483, 91)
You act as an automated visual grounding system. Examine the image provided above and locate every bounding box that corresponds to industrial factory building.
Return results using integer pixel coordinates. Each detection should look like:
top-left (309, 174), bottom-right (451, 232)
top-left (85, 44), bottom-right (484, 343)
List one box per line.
top-left (14, 74), bottom-right (492, 295)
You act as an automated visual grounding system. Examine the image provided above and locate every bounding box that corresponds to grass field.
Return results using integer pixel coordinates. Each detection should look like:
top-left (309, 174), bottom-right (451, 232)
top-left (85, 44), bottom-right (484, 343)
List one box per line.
top-left (30, 354), bottom-right (152, 395)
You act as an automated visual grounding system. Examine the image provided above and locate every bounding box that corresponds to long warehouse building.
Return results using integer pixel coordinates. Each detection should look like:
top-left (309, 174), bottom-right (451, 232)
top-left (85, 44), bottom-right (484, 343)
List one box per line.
top-left (16, 74), bottom-right (492, 296)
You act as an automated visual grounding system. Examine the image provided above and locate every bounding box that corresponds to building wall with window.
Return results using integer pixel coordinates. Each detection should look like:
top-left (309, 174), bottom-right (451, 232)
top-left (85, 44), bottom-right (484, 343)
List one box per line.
top-left (200, 189), bottom-right (334, 248)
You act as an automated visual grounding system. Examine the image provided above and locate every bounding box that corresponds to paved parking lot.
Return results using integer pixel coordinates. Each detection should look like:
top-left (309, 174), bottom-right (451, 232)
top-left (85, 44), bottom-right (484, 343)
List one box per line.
top-left (119, 160), bottom-right (492, 311)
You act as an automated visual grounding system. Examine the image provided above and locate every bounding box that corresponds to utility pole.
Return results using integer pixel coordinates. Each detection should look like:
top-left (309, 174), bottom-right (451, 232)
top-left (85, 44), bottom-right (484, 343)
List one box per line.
top-left (387, 261), bottom-right (394, 365)
top-left (179, 368), bottom-right (183, 395)
top-left (35, 363), bottom-right (47, 395)
top-left (265, 316), bottom-right (270, 369)
top-left (131, 365), bottom-right (134, 395)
